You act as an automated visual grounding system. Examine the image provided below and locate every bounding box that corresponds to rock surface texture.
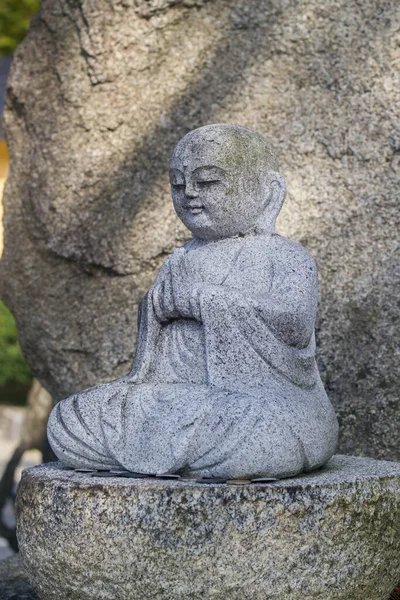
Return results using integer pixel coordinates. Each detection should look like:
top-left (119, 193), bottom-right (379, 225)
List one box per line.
top-left (1, 0), bottom-right (399, 460)
top-left (16, 456), bottom-right (400, 600)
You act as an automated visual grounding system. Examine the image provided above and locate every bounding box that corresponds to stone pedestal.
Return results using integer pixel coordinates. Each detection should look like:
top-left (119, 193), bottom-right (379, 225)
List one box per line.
top-left (16, 456), bottom-right (400, 600)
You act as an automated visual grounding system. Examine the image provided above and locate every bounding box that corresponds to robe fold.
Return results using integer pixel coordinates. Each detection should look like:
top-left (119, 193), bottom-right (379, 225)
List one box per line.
top-left (48, 234), bottom-right (338, 478)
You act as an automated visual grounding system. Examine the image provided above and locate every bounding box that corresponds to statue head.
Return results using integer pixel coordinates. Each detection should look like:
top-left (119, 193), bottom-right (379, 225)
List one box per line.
top-left (170, 124), bottom-right (286, 241)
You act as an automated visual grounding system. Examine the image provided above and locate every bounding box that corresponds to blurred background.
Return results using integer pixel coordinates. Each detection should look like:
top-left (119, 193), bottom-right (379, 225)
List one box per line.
top-left (0, 0), bottom-right (45, 560)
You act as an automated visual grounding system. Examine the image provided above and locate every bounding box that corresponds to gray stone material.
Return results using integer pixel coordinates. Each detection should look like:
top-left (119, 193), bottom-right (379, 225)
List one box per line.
top-left (16, 456), bottom-right (400, 600)
top-left (47, 125), bottom-right (338, 479)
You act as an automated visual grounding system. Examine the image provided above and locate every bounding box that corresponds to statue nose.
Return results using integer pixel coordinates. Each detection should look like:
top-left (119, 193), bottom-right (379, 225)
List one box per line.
top-left (185, 182), bottom-right (199, 198)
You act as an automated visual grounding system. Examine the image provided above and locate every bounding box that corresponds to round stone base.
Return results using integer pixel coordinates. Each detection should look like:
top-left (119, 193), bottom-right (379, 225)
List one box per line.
top-left (16, 456), bottom-right (400, 600)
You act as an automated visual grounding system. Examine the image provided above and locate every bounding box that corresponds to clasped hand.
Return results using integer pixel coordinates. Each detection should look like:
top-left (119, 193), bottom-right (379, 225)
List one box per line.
top-left (151, 249), bottom-right (201, 323)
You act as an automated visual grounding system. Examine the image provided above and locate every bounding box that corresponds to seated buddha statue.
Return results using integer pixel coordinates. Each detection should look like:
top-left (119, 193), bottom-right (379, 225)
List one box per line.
top-left (48, 124), bottom-right (338, 479)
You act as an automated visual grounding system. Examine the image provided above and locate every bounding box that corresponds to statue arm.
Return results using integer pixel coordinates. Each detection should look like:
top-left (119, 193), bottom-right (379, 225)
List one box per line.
top-left (198, 281), bottom-right (316, 389)
top-left (201, 243), bottom-right (318, 349)
top-left (255, 247), bottom-right (318, 349)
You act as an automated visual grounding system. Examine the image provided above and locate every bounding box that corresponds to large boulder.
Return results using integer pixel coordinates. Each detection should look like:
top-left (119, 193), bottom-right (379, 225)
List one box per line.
top-left (0, 0), bottom-right (399, 459)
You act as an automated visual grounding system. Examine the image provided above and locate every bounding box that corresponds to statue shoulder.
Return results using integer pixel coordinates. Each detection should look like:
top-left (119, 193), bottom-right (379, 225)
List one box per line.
top-left (269, 235), bottom-right (318, 275)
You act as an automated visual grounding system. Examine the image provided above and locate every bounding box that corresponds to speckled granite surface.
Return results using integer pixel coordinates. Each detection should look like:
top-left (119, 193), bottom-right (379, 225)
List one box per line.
top-left (15, 456), bottom-right (400, 600)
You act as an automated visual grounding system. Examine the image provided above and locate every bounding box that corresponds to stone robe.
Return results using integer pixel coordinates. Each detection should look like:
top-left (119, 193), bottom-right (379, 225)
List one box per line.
top-left (48, 233), bottom-right (338, 478)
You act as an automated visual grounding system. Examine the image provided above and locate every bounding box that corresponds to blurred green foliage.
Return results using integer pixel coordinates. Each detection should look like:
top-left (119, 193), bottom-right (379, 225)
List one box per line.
top-left (0, 300), bottom-right (31, 386)
top-left (0, 0), bottom-right (40, 57)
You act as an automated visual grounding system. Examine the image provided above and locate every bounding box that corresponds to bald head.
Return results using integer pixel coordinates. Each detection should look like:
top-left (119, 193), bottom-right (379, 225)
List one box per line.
top-left (170, 124), bottom-right (285, 240)
top-left (171, 124), bottom-right (279, 175)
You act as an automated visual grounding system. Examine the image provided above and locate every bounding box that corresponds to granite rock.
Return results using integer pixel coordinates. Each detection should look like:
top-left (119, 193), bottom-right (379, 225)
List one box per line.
top-left (47, 125), bottom-right (338, 479)
top-left (16, 456), bottom-right (400, 600)
top-left (0, 0), bottom-right (399, 460)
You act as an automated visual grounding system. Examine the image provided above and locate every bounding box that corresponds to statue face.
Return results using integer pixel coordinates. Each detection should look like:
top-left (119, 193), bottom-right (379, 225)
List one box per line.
top-left (170, 129), bottom-right (268, 241)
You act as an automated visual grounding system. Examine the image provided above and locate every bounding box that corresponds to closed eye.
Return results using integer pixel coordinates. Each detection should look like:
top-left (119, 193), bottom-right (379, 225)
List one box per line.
top-left (197, 179), bottom-right (221, 185)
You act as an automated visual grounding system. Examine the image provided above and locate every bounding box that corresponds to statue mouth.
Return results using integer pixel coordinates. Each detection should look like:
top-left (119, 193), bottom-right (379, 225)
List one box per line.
top-left (184, 205), bottom-right (204, 215)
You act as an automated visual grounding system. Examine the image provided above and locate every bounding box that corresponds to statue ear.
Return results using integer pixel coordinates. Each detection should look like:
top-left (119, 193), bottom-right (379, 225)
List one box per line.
top-left (267, 172), bottom-right (286, 218)
top-left (269, 172), bottom-right (287, 207)
top-left (258, 172), bottom-right (287, 233)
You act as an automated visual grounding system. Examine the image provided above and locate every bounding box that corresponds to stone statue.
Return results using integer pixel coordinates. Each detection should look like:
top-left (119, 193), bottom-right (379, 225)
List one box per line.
top-left (48, 124), bottom-right (338, 479)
